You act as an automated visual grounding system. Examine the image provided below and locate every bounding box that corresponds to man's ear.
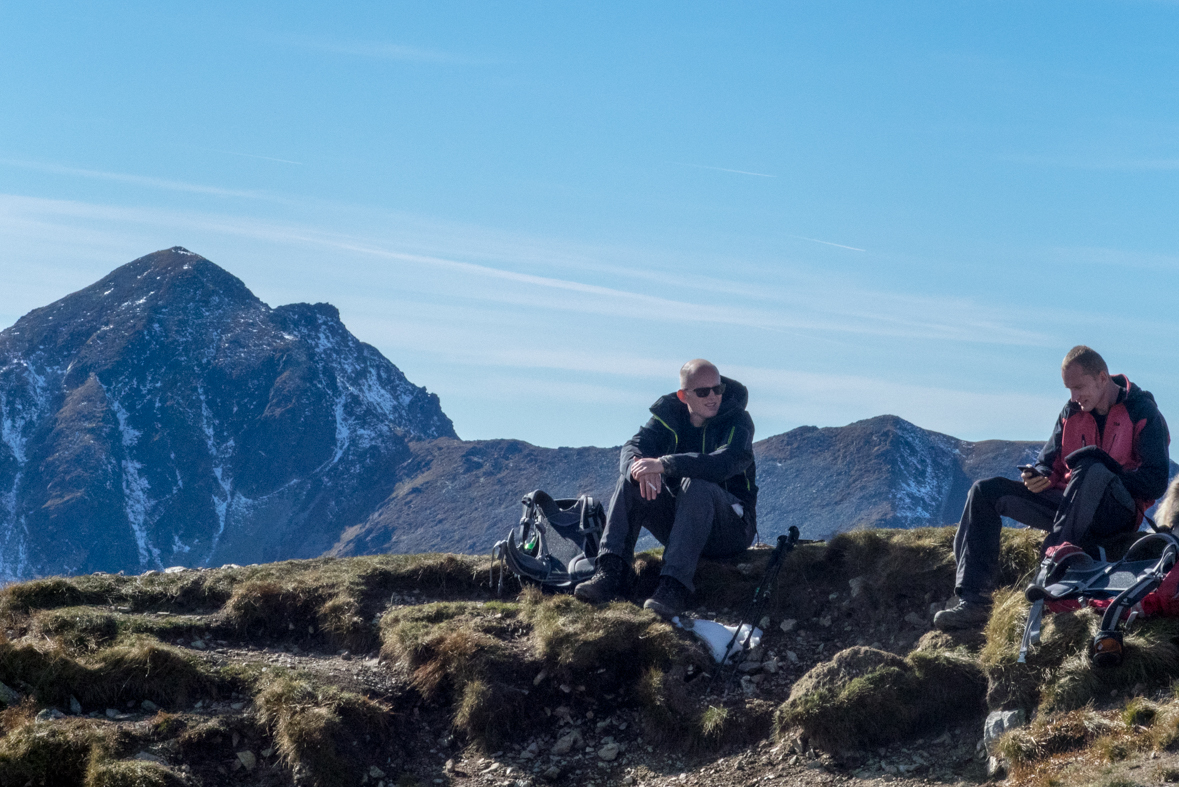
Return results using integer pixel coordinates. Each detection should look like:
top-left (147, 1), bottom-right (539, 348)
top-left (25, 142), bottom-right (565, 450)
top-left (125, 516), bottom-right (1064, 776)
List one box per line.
top-left (676, 390), bottom-right (686, 404)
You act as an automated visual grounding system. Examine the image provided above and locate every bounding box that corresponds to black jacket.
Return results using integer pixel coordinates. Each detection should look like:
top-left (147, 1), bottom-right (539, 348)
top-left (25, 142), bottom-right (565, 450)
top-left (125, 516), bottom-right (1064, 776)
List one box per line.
top-left (620, 376), bottom-right (758, 520)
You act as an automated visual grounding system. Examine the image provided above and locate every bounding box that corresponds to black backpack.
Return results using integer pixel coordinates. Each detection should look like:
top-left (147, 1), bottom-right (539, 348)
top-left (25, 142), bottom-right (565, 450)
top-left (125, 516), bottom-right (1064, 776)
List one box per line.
top-left (491, 491), bottom-right (605, 593)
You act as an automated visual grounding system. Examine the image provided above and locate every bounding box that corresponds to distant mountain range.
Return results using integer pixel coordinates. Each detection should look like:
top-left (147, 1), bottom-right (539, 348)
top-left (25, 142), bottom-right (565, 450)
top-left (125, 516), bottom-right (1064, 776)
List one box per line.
top-left (327, 415), bottom-right (1044, 559)
top-left (0, 248), bottom-right (1123, 579)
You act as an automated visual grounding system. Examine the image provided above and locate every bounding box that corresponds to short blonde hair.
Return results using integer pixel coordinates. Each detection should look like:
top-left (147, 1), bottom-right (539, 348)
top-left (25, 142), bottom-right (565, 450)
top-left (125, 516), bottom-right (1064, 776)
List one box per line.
top-left (1062, 345), bottom-right (1108, 377)
top-left (679, 359), bottom-right (719, 389)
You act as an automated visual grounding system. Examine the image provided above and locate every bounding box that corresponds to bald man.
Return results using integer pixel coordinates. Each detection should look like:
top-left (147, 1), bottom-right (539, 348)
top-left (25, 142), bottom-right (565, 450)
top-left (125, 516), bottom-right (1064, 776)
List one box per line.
top-left (574, 360), bottom-right (759, 618)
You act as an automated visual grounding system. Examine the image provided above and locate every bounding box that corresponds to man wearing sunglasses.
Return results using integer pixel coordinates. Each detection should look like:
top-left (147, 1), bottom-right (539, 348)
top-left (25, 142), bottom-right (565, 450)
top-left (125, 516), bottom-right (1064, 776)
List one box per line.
top-left (575, 359), bottom-right (758, 618)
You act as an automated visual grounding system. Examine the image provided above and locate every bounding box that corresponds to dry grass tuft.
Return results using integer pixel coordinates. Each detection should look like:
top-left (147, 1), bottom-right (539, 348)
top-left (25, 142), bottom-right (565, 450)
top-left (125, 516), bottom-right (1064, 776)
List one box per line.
top-left (0, 716), bottom-right (115, 786)
top-left (1122, 696), bottom-right (1160, 727)
top-left (521, 588), bottom-right (693, 683)
top-left (0, 572), bottom-right (235, 621)
top-left (26, 607), bottom-right (120, 653)
top-left (85, 758), bottom-right (187, 787)
top-left (774, 644), bottom-right (986, 750)
top-left (254, 674), bottom-right (391, 787)
top-left (981, 585), bottom-right (1179, 714)
top-left (0, 553), bottom-right (494, 654)
top-left (378, 591), bottom-right (749, 751)
top-left (998, 708), bottom-right (1125, 769)
top-left (380, 601), bottom-right (522, 701)
top-left (0, 635), bottom-right (221, 709)
top-left (223, 580), bottom-right (326, 638)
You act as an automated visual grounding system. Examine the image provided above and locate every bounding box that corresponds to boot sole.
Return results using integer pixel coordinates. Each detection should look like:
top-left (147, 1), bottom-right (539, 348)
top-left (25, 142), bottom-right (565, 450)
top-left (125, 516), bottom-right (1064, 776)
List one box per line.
top-left (642, 598), bottom-right (683, 619)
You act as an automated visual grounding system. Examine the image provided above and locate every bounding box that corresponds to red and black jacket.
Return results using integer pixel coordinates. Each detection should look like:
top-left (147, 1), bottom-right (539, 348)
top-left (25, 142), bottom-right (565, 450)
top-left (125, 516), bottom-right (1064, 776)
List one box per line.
top-left (1033, 375), bottom-right (1171, 523)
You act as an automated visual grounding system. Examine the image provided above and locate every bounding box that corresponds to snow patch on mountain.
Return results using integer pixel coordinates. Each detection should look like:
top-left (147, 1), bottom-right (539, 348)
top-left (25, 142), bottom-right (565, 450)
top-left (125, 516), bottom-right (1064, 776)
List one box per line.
top-left (891, 420), bottom-right (958, 524)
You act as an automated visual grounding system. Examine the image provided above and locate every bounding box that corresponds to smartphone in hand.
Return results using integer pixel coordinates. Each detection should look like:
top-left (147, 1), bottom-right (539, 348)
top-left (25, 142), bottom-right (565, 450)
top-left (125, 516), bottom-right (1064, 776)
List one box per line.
top-left (1017, 464), bottom-right (1040, 476)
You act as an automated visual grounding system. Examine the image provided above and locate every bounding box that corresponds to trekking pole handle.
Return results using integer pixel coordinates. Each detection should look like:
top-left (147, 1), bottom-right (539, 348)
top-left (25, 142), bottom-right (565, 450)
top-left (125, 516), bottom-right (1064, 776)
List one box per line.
top-left (722, 526), bottom-right (801, 665)
top-left (752, 527), bottom-right (799, 606)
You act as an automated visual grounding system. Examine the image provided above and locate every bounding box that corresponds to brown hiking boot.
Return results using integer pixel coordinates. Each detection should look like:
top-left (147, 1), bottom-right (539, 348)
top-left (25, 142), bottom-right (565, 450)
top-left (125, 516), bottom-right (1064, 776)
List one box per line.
top-left (933, 599), bottom-right (991, 631)
top-left (574, 554), bottom-right (629, 604)
top-left (643, 576), bottom-right (691, 619)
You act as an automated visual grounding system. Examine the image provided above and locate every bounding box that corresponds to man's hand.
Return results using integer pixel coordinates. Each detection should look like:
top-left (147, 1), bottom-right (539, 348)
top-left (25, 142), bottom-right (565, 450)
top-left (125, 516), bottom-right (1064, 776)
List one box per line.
top-left (630, 458), bottom-right (665, 501)
top-left (1023, 471), bottom-right (1051, 494)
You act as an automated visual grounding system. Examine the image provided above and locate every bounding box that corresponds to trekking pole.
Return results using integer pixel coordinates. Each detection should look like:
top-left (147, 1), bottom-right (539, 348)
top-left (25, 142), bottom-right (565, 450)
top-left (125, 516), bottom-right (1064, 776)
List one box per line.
top-left (719, 526), bottom-right (800, 672)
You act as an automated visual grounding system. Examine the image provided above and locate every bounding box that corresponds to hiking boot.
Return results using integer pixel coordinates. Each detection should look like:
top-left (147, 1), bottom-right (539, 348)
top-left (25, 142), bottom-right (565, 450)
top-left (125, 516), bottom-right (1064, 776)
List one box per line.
top-left (643, 576), bottom-right (691, 619)
top-left (574, 554), bottom-right (629, 604)
top-left (933, 599), bottom-right (991, 632)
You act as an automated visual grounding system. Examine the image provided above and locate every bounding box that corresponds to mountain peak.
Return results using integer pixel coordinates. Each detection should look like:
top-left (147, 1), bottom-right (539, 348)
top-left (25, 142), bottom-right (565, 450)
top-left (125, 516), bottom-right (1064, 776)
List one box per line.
top-left (0, 249), bottom-right (455, 578)
top-left (86, 247), bottom-right (258, 308)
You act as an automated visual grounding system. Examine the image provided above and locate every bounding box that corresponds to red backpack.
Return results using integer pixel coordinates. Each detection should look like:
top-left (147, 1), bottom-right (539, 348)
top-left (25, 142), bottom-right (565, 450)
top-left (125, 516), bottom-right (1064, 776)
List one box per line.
top-left (1020, 533), bottom-right (1179, 667)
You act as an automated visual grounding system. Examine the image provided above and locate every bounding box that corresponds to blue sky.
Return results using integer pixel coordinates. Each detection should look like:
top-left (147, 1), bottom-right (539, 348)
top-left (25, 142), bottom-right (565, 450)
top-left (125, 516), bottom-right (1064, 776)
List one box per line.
top-left (2, 2), bottom-right (1177, 448)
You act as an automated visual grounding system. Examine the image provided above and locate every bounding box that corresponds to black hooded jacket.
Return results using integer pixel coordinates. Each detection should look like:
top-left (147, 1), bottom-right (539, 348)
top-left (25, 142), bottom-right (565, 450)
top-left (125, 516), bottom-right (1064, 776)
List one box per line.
top-left (620, 376), bottom-right (758, 520)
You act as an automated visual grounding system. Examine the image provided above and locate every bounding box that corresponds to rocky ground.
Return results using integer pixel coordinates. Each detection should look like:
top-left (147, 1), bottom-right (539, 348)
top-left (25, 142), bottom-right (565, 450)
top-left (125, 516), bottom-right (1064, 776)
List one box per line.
top-left (113, 608), bottom-right (989, 787)
top-left (3, 532), bottom-right (1178, 787)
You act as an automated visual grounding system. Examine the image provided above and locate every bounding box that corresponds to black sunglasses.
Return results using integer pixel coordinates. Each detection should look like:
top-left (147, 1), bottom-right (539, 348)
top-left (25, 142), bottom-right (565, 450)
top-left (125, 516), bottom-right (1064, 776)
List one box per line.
top-left (686, 384), bottom-right (726, 398)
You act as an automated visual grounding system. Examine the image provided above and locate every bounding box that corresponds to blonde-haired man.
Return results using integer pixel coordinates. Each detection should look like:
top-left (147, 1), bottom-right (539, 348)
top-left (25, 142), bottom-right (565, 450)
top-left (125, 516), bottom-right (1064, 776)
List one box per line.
top-left (936, 346), bottom-right (1170, 630)
top-left (575, 360), bottom-right (759, 618)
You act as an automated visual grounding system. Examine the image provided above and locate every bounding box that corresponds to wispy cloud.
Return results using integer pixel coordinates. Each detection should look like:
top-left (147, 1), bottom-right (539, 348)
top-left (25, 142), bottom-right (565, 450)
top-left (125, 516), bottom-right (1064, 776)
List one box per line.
top-left (671, 162), bottom-right (776, 178)
top-left (789, 235), bottom-right (865, 252)
top-left (0, 193), bottom-right (1056, 348)
top-left (200, 148), bottom-right (304, 166)
top-left (1047, 245), bottom-right (1179, 271)
top-left (1002, 153), bottom-right (1179, 171)
top-left (0, 159), bottom-right (272, 200)
top-left (270, 33), bottom-right (485, 65)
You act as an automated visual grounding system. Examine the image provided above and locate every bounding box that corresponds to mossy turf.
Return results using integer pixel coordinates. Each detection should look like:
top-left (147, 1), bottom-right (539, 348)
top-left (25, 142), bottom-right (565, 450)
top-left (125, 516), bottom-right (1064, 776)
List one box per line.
top-left (773, 645), bottom-right (986, 750)
top-left (680, 526), bottom-right (1042, 627)
top-left (0, 635), bottom-right (223, 710)
top-left (0, 553), bottom-right (492, 785)
top-left (378, 587), bottom-right (737, 749)
top-left (255, 674), bottom-right (392, 787)
top-left (1, 553), bottom-right (492, 653)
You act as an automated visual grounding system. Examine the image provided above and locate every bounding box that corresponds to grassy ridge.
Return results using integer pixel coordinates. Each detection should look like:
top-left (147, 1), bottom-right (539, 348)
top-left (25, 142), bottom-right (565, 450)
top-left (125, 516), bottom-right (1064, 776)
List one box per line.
top-left (3, 526), bottom-right (1174, 786)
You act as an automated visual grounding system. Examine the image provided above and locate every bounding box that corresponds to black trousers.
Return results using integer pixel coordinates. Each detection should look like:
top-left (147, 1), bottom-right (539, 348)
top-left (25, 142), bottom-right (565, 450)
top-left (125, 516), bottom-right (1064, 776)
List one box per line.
top-left (599, 475), bottom-right (755, 593)
top-left (953, 459), bottom-right (1137, 604)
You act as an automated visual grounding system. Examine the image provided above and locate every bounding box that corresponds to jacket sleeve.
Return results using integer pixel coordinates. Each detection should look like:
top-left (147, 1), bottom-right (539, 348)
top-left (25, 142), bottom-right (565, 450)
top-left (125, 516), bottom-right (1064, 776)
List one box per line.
top-left (1123, 407), bottom-right (1171, 502)
top-left (620, 417), bottom-right (675, 477)
top-left (659, 415), bottom-right (754, 484)
top-left (1036, 409), bottom-right (1067, 483)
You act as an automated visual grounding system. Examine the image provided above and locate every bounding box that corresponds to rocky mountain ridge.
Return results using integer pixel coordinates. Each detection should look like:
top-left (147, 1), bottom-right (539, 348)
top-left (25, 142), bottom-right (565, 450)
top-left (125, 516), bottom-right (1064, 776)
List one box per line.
top-left (330, 416), bottom-right (1044, 560)
top-left (0, 248), bottom-right (454, 579)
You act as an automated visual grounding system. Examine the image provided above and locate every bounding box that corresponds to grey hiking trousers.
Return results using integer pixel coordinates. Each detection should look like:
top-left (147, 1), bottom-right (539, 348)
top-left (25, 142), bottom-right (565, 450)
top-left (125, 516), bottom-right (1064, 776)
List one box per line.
top-left (953, 458), bottom-right (1137, 604)
top-left (599, 474), bottom-right (756, 593)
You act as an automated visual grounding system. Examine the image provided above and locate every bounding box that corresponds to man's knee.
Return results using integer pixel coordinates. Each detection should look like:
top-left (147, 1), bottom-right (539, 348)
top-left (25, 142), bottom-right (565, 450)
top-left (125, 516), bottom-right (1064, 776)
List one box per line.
top-left (676, 477), bottom-right (724, 501)
top-left (970, 476), bottom-right (1016, 503)
top-left (611, 473), bottom-right (644, 504)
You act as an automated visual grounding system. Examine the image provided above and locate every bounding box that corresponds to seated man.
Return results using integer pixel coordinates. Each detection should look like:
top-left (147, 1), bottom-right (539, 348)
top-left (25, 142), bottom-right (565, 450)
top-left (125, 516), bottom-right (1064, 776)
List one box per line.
top-left (935, 345), bottom-right (1170, 631)
top-left (574, 359), bottom-right (759, 618)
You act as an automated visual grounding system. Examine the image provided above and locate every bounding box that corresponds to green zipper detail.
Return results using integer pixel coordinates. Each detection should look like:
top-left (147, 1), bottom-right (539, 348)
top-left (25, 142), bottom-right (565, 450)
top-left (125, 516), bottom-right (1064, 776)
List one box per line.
top-left (651, 415), bottom-right (678, 451)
